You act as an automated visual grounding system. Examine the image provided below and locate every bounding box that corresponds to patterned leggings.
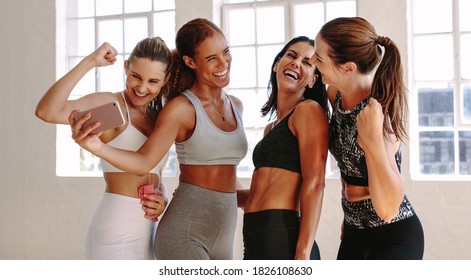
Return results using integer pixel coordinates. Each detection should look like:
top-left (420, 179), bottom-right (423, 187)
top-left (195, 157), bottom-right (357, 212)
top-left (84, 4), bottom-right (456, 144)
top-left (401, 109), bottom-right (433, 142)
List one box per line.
top-left (338, 197), bottom-right (424, 260)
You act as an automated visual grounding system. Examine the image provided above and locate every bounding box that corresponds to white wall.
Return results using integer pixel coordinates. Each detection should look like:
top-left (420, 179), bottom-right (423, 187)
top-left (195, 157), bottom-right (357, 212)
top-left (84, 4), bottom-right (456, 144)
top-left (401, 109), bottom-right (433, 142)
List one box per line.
top-left (1, 0), bottom-right (470, 260)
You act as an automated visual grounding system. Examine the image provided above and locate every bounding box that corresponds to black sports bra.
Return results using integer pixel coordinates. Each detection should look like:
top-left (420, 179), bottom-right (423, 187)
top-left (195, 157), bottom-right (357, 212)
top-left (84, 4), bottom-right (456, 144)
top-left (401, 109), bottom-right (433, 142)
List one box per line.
top-left (252, 110), bottom-right (301, 174)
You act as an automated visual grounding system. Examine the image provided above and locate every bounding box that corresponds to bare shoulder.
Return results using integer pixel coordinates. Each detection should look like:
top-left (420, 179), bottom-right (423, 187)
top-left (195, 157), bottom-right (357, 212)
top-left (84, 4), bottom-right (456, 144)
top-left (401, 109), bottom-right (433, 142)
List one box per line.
top-left (295, 99), bottom-right (326, 117)
top-left (228, 94), bottom-right (243, 113)
top-left (159, 94), bottom-right (195, 121)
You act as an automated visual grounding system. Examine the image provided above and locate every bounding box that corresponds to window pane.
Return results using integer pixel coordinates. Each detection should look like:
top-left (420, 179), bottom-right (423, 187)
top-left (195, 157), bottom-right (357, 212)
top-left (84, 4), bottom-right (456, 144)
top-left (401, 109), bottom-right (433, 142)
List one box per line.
top-left (124, 18), bottom-right (148, 53)
top-left (98, 20), bottom-right (124, 53)
top-left (230, 89), bottom-right (269, 128)
top-left (418, 85), bottom-right (454, 127)
top-left (98, 55), bottom-right (125, 92)
top-left (256, 6), bottom-right (285, 44)
top-left (154, 0), bottom-right (175, 10)
top-left (326, 1), bottom-right (356, 21)
top-left (463, 84), bottom-right (471, 121)
top-left (81, 149), bottom-right (101, 172)
top-left (412, 0), bottom-right (452, 33)
top-left (293, 3), bottom-right (324, 39)
top-left (461, 34), bottom-right (471, 79)
top-left (77, 19), bottom-right (95, 56)
top-left (77, 0), bottom-right (95, 17)
top-left (419, 131), bottom-right (454, 175)
top-left (162, 146), bottom-right (177, 177)
top-left (68, 57), bottom-right (96, 97)
top-left (257, 44), bottom-right (283, 89)
top-left (96, 0), bottom-right (123, 16)
top-left (227, 8), bottom-right (255, 45)
top-left (413, 35), bottom-right (453, 81)
top-left (154, 11), bottom-right (176, 50)
top-left (459, 131), bottom-right (471, 175)
top-left (230, 47), bottom-right (256, 88)
top-left (459, 0), bottom-right (471, 31)
top-left (125, 0), bottom-right (151, 13)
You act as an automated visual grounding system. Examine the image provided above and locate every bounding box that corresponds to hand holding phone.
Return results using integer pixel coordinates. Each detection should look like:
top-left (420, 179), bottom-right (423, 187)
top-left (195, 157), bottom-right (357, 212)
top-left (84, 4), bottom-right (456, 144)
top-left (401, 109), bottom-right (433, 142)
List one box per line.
top-left (138, 184), bottom-right (157, 200)
top-left (138, 184), bottom-right (160, 222)
top-left (74, 101), bottom-right (125, 134)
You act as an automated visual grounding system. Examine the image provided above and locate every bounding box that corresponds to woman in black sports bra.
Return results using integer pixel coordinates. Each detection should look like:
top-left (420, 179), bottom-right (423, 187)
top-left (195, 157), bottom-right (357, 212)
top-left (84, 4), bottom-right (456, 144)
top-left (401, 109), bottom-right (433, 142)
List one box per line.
top-left (238, 36), bottom-right (330, 260)
top-left (314, 17), bottom-right (424, 259)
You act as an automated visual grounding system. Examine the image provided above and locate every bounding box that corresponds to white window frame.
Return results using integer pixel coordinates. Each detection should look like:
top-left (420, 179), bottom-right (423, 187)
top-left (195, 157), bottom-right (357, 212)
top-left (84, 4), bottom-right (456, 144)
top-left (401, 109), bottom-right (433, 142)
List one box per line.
top-left (55, 0), bottom-right (176, 177)
top-left (409, 0), bottom-right (471, 180)
top-left (222, 0), bottom-right (357, 178)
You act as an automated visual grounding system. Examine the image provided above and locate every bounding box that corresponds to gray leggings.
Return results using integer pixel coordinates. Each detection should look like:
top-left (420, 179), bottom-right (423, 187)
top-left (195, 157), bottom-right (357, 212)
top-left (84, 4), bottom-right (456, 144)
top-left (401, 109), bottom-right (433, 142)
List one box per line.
top-left (154, 183), bottom-right (237, 260)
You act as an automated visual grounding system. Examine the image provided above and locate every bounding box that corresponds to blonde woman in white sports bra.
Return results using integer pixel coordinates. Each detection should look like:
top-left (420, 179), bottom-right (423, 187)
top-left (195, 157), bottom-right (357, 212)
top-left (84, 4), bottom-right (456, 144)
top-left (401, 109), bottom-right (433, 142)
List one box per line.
top-left (35, 37), bottom-right (172, 259)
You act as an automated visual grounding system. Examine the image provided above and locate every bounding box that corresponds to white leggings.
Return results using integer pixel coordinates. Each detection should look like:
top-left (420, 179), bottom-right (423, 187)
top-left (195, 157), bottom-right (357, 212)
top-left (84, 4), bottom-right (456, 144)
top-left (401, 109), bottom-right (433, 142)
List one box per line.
top-left (85, 192), bottom-right (156, 260)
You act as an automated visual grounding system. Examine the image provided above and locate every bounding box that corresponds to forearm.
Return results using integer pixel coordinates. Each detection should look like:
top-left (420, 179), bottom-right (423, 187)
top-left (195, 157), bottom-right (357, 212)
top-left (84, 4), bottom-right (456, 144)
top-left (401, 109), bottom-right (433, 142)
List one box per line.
top-left (364, 145), bottom-right (404, 221)
top-left (236, 189), bottom-right (250, 209)
top-left (295, 182), bottom-right (324, 260)
top-left (97, 144), bottom-right (159, 176)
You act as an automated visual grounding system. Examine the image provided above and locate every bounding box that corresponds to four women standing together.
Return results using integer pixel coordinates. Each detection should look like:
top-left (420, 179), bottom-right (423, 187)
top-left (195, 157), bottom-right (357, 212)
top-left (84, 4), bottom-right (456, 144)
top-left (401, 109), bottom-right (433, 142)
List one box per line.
top-left (37, 16), bottom-right (424, 260)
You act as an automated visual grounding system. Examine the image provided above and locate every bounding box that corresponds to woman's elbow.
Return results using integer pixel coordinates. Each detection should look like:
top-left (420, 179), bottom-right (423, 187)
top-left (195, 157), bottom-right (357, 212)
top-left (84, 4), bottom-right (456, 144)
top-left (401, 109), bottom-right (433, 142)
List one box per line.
top-left (376, 206), bottom-right (400, 223)
top-left (35, 107), bottom-right (49, 122)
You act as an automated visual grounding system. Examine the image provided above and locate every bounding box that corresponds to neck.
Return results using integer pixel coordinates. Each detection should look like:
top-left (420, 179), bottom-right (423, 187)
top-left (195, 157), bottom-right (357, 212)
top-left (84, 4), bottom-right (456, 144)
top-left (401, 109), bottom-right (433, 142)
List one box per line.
top-left (337, 74), bottom-right (372, 110)
top-left (275, 91), bottom-right (304, 121)
top-left (189, 82), bottom-right (224, 100)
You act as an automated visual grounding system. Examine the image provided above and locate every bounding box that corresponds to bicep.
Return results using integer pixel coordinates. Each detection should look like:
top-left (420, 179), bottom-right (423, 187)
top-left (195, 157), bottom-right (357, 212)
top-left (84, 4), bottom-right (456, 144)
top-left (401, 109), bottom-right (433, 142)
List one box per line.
top-left (296, 108), bottom-right (329, 180)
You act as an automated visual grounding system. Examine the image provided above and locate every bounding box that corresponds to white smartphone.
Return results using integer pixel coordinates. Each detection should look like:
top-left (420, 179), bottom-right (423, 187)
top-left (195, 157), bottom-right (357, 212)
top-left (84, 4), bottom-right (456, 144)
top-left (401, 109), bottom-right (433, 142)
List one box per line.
top-left (74, 101), bottom-right (126, 134)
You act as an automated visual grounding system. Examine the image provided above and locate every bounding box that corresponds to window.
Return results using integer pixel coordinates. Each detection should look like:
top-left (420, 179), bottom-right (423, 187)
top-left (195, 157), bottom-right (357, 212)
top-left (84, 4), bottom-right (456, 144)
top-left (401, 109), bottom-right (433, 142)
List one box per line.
top-left (410, 0), bottom-right (471, 178)
top-left (56, 0), bottom-right (176, 176)
top-left (222, 0), bottom-right (357, 177)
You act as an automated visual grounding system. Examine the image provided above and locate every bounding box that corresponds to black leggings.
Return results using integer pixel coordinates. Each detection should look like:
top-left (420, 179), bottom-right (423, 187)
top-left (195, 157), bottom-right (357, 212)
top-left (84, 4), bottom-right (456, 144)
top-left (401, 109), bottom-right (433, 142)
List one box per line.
top-left (337, 215), bottom-right (424, 260)
top-left (243, 209), bottom-right (320, 260)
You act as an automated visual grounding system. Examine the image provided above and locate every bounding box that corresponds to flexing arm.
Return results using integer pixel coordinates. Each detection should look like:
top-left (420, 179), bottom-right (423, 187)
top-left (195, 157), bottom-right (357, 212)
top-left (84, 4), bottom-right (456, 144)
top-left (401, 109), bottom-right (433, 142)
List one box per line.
top-left (292, 101), bottom-right (328, 260)
top-left (356, 98), bottom-right (404, 222)
top-left (70, 97), bottom-right (188, 176)
top-left (36, 43), bottom-right (118, 124)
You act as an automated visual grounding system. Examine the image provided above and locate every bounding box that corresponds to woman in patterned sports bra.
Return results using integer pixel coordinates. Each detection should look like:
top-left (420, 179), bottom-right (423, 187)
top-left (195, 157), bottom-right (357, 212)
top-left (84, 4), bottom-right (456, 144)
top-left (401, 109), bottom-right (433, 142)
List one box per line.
top-left (35, 37), bottom-right (172, 259)
top-left (71, 18), bottom-right (248, 260)
top-left (314, 17), bottom-right (424, 259)
top-left (238, 36), bottom-right (329, 260)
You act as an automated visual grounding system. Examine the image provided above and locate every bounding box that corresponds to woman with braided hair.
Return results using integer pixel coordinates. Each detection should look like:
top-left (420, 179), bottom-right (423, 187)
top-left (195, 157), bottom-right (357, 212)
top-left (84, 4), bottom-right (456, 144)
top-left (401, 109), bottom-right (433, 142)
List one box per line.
top-left (314, 17), bottom-right (424, 259)
top-left (70, 18), bottom-right (248, 260)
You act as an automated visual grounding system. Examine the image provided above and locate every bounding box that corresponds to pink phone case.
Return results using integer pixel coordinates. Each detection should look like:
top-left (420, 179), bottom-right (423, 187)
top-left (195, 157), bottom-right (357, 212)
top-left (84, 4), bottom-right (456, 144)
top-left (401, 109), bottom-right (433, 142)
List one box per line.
top-left (74, 101), bottom-right (125, 134)
top-left (138, 184), bottom-right (157, 200)
top-left (138, 184), bottom-right (158, 222)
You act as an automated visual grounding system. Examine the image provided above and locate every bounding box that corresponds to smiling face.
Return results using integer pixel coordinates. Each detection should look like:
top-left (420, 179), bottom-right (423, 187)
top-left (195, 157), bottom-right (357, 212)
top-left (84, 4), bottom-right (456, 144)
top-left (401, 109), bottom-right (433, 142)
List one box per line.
top-left (124, 57), bottom-right (168, 107)
top-left (274, 41), bottom-right (316, 94)
top-left (313, 34), bottom-right (343, 87)
top-left (183, 32), bottom-right (232, 89)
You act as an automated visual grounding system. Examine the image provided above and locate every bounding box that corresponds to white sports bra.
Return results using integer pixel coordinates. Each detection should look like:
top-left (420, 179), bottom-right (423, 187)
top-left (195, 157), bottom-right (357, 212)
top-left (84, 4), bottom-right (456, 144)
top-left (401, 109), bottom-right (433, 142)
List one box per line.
top-left (100, 92), bottom-right (168, 174)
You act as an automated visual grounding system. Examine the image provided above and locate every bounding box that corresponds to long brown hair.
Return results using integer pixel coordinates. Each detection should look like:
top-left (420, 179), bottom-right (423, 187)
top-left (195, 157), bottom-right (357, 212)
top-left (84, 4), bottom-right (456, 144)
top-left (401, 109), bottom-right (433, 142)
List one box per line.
top-left (318, 17), bottom-right (408, 141)
top-left (166, 18), bottom-right (226, 100)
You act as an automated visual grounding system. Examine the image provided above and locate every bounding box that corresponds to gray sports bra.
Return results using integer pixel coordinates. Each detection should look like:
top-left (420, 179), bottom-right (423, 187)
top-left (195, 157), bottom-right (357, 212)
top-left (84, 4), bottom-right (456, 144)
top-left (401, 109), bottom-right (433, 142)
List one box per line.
top-left (175, 90), bottom-right (248, 165)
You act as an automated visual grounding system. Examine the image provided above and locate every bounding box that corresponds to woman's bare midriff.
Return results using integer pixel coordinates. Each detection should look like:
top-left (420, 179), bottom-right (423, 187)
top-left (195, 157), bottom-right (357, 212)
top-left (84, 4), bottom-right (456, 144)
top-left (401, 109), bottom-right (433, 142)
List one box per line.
top-left (341, 179), bottom-right (370, 202)
top-left (244, 168), bottom-right (302, 213)
top-left (179, 164), bottom-right (237, 193)
top-left (103, 172), bottom-right (161, 198)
